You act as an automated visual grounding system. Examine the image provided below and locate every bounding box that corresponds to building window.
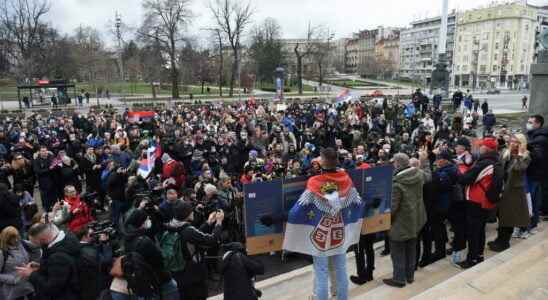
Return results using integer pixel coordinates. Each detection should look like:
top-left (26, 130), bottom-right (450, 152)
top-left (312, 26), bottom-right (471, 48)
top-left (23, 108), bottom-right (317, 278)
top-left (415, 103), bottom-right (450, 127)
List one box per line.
top-left (525, 24), bottom-right (529, 31)
top-left (495, 43), bottom-right (499, 50)
top-left (493, 65), bottom-right (498, 71)
top-left (480, 65), bottom-right (486, 73)
top-left (494, 54), bottom-right (498, 60)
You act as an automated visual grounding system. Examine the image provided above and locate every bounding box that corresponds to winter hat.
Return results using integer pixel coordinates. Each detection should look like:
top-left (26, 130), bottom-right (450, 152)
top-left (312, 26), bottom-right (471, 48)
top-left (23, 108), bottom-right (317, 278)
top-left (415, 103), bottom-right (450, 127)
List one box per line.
top-left (456, 137), bottom-right (471, 149)
top-left (173, 201), bottom-right (194, 221)
top-left (481, 137), bottom-right (498, 151)
top-left (125, 209), bottom-right (148, 229)
top-left (436, 150), bottom-right (453, 161)
top-left (161, 153), bottom-right (171, 164)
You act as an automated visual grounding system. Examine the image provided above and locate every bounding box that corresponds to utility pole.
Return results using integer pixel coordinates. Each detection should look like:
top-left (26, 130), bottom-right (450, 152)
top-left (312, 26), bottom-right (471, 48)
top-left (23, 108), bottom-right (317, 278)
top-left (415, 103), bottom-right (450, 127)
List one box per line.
top-left (115, 12), bottom-right (124, 82)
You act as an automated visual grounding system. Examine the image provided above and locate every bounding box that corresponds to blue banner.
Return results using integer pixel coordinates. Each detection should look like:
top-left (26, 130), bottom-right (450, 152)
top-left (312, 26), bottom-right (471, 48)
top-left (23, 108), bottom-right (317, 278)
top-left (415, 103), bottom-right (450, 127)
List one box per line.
top-left (244, 179), bottom-right (284, 237)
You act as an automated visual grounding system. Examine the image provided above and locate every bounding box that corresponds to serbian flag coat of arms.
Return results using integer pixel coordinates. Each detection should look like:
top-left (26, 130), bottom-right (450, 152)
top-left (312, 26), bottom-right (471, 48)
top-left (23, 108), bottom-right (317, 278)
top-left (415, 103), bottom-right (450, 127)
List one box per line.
top-left (283, 170), bottom-right (364, 257)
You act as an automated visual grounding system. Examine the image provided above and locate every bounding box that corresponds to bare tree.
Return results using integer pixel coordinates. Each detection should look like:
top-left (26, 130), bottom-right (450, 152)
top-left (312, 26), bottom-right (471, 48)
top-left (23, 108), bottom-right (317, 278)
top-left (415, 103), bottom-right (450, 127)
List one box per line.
top-left (139, 0), bottom-right (192, 99)
top-left (0, 0), bottom-right (51, 80)
top-left (294, 23), bottom-right (318, 95)
top-left (311, 26), bottom-right (335, 86)
top-left (210, 0), bottom-right (254, 97)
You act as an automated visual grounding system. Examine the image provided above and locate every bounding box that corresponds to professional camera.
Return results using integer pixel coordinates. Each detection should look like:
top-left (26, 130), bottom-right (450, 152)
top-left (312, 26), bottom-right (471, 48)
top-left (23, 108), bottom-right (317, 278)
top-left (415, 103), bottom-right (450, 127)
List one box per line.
top-left (88, 220), bottom-right (117, 241)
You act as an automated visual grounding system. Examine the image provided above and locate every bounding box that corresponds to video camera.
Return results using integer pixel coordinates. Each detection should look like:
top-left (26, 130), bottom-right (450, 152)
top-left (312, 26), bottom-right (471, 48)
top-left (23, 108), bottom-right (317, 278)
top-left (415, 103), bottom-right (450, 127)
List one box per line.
top-left (88, 220), bottom-right (117, 241)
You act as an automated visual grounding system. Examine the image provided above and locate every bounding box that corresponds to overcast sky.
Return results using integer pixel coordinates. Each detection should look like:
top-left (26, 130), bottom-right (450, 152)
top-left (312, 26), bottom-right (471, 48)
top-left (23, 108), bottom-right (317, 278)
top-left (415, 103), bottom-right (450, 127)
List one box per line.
top-left (45, 0), bottom-right (547, 47)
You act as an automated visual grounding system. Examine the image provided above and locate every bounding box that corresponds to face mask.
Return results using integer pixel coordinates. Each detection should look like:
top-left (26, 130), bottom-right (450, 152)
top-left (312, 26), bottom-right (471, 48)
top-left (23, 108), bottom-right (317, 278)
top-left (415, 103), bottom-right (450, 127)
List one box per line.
top-left (526, 123), bottom-right (534, 131)
top-left (144, 219), bottom-right (152, 229)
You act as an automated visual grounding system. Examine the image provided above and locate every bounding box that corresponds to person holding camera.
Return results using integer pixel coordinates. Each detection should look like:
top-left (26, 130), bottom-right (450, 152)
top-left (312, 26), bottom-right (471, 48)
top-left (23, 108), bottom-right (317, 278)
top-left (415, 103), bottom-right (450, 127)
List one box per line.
top-left (111, 208), bottom-right (179, 300)
top-left (51, 185), bottom-right (95, 233)
top-left (221, 242), bottom-right (264, 300)
top-left (76, 227), bottom-right (113, 300)
top-left (170, 201), bottom-right (224, 300)
top-left (106, 163), bottom-right (130, 227)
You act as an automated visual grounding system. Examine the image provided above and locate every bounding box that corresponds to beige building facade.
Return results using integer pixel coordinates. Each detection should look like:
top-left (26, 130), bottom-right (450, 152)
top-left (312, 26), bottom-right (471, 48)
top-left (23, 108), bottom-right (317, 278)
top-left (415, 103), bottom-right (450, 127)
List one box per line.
top-left (452, 2), bottom-right (537, 89)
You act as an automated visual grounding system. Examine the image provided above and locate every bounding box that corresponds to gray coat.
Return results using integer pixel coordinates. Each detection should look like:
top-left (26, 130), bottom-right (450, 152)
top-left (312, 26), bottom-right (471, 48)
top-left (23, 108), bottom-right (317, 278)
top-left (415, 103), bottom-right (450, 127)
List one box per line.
top-left (0, 242), bottom-right (35, 300)
top-left (498, 153), bottom-right (531, 228)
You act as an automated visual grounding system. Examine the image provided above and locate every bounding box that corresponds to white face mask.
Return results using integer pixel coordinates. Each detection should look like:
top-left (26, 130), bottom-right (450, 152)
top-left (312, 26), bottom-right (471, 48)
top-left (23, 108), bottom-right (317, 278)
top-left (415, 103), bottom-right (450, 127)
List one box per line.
top-left (144, 219), bottom-right (152, 229)
top-left (526, 123), bottom-right (534, 131)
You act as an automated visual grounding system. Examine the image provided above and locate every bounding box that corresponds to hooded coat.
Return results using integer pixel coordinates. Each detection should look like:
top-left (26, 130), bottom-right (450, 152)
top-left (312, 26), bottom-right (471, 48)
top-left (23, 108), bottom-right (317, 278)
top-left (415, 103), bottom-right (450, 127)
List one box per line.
top-left (389, 167), bottom-right (428, 241)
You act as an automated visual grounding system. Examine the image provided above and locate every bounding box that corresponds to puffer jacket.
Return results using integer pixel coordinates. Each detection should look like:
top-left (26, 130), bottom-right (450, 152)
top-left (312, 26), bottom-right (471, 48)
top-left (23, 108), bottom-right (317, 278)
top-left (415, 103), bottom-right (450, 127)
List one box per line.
top-left (458, 152), bottom-right (498, 210)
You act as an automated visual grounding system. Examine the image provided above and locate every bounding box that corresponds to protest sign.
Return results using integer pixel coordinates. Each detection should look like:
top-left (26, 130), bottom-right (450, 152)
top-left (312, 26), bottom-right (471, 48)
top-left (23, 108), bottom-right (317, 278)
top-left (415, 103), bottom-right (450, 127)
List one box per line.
top-left (244, 179), bottom-right (284, 255)
top-left (361, 165), bottom-right (394, 234)
top-left (244, 166), bottom-right (394, 255)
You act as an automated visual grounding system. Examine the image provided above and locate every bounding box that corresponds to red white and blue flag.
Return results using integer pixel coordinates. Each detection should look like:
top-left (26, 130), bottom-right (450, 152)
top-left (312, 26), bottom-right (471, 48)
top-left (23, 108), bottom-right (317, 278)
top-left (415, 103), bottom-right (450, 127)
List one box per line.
top-left (335, 88), bottom-right (354, 104)
top-left (283, 170), bottom-right (364, 257)
top-left (127, 111), bottom-right (156, 123)
top-left (137, 145), bottom-right (161, 178)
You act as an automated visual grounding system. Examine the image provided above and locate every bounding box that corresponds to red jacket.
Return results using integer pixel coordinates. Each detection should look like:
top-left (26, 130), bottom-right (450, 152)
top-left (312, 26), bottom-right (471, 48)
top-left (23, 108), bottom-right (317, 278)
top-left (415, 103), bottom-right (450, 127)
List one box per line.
top-left (459, 154), bottom-right (497, 210)
top-left (161, 159), bottom-right (186, 190)
top-left (65, 196), bottom-right (95, 232)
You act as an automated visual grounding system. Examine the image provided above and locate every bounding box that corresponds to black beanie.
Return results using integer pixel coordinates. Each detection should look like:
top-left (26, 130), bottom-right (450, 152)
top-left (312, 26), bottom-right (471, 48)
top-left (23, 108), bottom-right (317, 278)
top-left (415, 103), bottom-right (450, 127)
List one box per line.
top-left (125, 209), bottom-right (148, 229)
top-left (456, 137), bottom-right (471, 150)
top-left (173, 201), bottom-right (194, 221)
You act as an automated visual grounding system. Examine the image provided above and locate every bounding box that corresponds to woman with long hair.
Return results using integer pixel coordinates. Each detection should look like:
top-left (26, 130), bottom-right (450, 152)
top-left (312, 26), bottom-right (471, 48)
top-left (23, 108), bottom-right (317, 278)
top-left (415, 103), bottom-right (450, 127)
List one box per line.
top-left (488, 133), bottom-right (531, 252)
top-left (0, 226), bottom-right (34, 300)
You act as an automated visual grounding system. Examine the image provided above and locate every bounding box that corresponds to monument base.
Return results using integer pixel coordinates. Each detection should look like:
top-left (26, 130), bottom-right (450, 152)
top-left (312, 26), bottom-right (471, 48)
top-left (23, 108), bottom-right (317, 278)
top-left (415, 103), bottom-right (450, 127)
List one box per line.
top-left (529, 64), bottom-right (548, 121)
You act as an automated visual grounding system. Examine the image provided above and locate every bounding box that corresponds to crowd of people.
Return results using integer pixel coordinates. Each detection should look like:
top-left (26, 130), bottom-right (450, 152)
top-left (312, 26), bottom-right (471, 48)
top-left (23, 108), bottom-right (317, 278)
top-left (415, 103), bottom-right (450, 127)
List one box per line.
top-left (0, 88), bottom-right (546, 300)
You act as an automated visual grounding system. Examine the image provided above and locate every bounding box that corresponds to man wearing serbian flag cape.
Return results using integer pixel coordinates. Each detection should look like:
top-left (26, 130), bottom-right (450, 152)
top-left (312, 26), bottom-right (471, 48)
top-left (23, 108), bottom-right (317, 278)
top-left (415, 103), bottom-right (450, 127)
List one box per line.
top-left (283, 148), bottom-right (364, 300)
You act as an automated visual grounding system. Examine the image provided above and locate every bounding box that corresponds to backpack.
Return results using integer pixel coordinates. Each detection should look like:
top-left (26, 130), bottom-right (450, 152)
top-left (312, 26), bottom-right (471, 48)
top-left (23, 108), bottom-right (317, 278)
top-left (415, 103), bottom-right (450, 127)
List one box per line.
top-left (159, 231), bottom-right (186, 273)
top-left (122, 238), bottom-right (162, 298)
top-left (485, 161), bottom-right (505, 204)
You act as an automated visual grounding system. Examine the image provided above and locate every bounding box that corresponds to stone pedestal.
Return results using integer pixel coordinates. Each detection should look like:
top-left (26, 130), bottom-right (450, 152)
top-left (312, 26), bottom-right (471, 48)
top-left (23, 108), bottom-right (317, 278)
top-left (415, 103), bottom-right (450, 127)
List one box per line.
top-left (529, 64), bottom-right (548, 121)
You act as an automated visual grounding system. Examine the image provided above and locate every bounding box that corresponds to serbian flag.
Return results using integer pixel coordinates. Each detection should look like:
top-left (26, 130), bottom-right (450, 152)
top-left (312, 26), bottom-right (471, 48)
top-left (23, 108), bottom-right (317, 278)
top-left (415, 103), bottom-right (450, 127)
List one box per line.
top-left (283, 170), bottom-right (364, 257)
top-left (137, 145), bottom-right (161, 178)
top-left (335, 88), bottom-right (354, 104)
top-left (127, 111), bottom-right (156, 123)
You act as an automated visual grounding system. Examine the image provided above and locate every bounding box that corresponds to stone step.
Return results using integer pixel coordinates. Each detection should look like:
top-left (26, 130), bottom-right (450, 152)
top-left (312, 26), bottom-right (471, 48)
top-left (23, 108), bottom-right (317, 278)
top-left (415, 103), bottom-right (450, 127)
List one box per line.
top-left (411, 226), bottom-right (548, 300)
top-left (208, 222), bottom-right (545, 300)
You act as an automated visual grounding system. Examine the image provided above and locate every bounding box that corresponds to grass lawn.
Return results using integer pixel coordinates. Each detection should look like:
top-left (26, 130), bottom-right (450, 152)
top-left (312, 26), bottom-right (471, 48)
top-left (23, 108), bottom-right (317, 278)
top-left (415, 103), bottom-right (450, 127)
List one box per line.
top-left (0, 82), bottom-right (242, 101)
top-left (326, 79), bottom-right (385, 88)
top-left (257, 83), bottom-right (315, 93)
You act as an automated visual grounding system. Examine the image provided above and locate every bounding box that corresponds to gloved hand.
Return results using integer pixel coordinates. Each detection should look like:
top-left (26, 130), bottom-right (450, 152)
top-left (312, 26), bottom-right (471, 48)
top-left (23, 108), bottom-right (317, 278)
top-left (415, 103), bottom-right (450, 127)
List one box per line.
top-left (260, 215), bottom-right (274, 227)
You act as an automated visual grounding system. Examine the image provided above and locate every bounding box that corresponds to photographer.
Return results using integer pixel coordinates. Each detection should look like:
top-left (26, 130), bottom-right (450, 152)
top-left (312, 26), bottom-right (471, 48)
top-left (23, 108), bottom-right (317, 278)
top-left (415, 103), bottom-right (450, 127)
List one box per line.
top-left (221, 242), bottom-right (264, 300)
top-left (75, 226), bottom-right (113, 300)
top-left (169, 201), bottom-right (224, 300)
top-left (112, 208), bottom-right (179, 300)
top-left (106, 164), bottom-right (130, 227)
top-left (159, 189), bottom-right (182, 222)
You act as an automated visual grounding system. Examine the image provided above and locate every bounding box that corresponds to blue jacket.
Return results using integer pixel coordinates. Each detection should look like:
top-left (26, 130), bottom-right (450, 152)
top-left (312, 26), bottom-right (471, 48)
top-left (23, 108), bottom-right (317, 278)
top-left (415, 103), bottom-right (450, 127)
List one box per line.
top-left (483, 113), bottom-right (496, 127)
top-left (432, 163), bottom-right (458, 212)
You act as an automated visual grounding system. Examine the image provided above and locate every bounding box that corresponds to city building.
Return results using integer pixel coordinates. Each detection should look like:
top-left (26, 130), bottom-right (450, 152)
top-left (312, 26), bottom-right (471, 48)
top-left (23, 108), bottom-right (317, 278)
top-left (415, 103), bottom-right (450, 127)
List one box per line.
top-left (399, 12), bottom-right (457, 86)
top-left (333, 38), bottom-right (350, 73)
top-left (346, 26), bottom-right (399, 76)
top-left (375, 33), bottom-right (400, 79)
top-left (452, 2), bottom-right (537, 89)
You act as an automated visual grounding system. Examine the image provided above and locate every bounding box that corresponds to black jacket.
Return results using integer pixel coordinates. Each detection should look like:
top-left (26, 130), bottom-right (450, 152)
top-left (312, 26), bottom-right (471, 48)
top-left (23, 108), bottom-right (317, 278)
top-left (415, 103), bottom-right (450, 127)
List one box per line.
top-left (32, 155), bottom-right (54, 189)
top-left (123, 227), bottom-right (171, 285)
top-left (527, 127), bottom-right (548, 180)
top-left (0, 186), bottom-right (22, 231)
top-left (106, 171), bottom-right (128, 202)
top-left (78, 242), bottom-right (113, 300)
top-left (29, 232), bottom-right (81, 300)
top-left (221, 251), bottom-right (264, 300)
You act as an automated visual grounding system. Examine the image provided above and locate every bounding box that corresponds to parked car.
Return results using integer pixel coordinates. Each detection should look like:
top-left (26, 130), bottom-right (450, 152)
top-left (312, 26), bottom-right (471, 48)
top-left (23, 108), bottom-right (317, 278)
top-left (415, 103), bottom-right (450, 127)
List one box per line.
top-left (486, 88), bottom-right (501, 95)
top-left (370, 90), bottom-right (384, 97)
